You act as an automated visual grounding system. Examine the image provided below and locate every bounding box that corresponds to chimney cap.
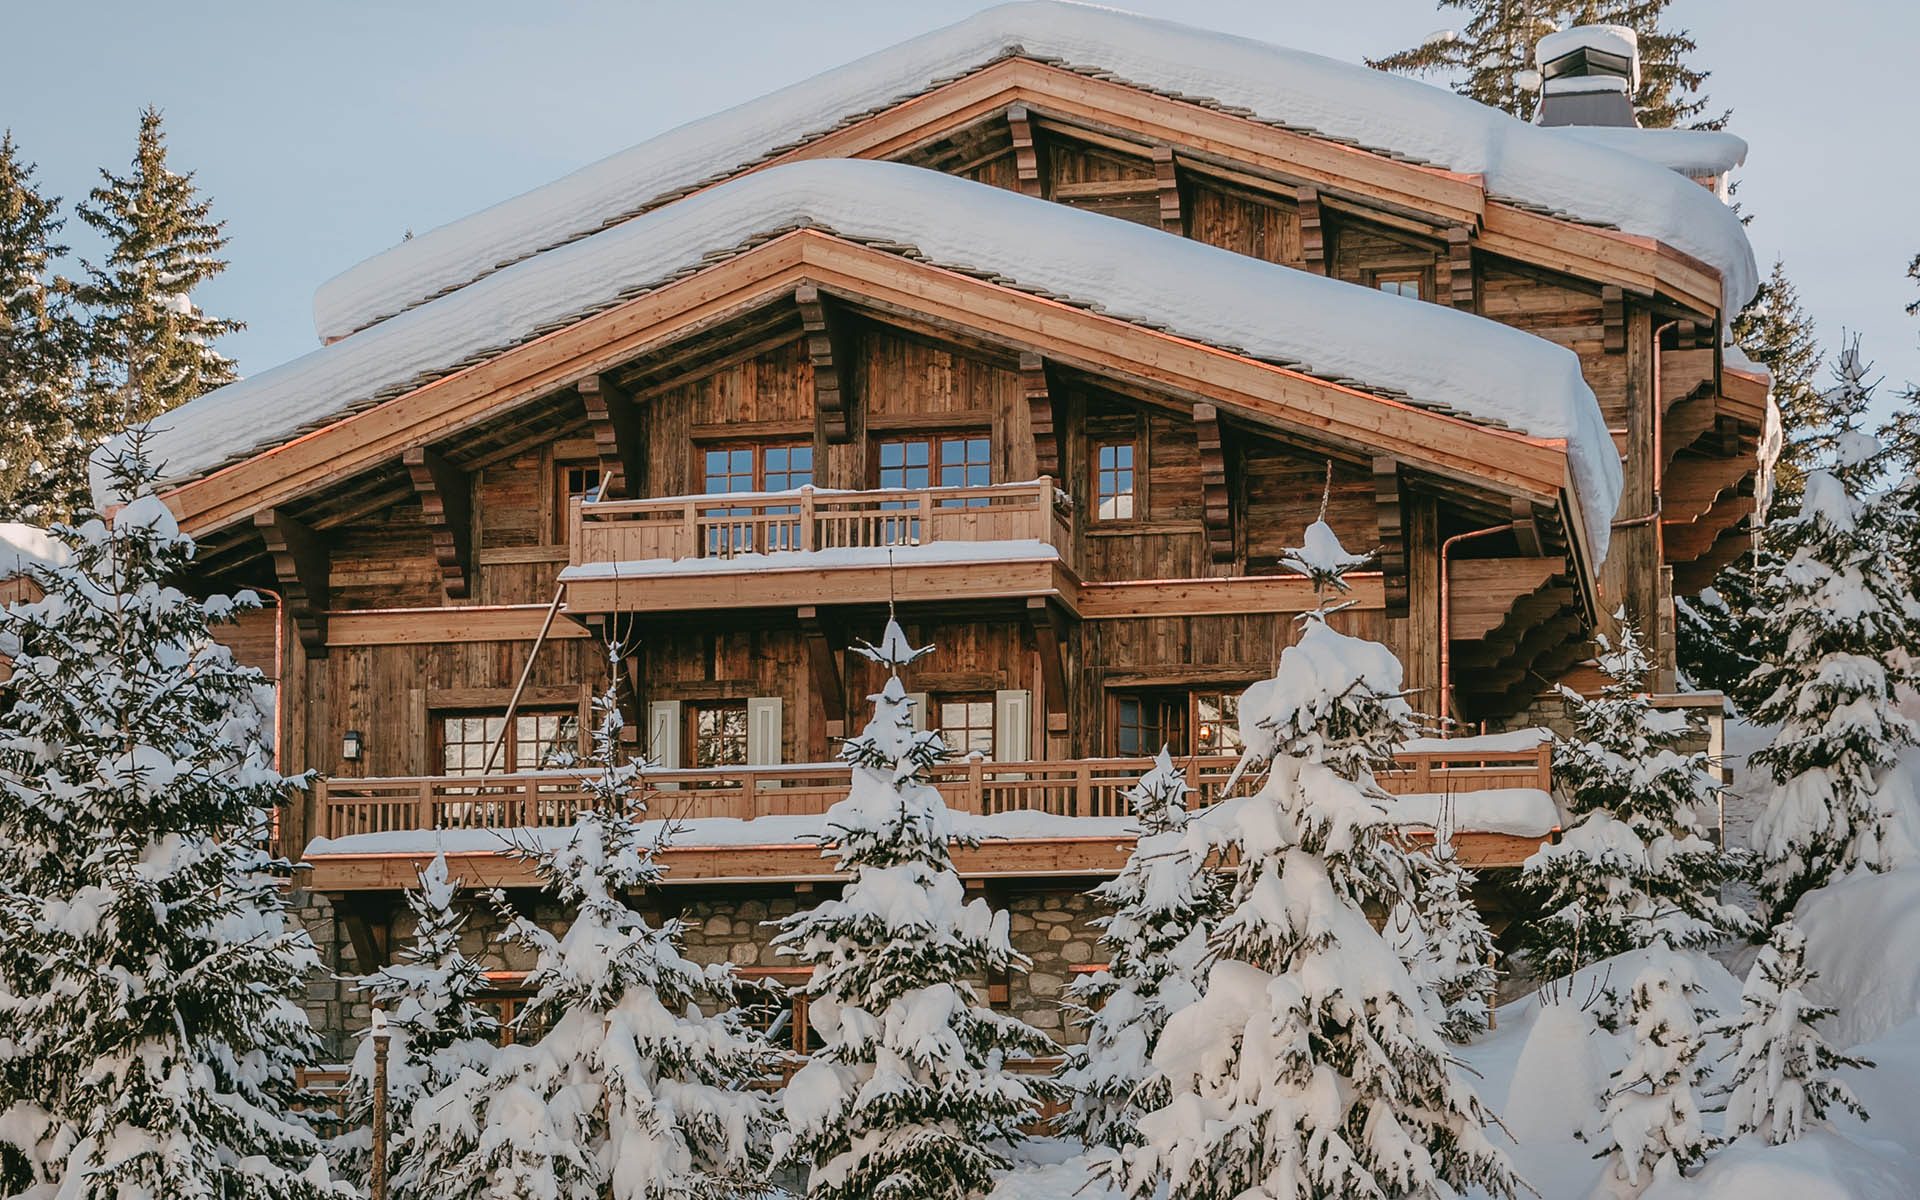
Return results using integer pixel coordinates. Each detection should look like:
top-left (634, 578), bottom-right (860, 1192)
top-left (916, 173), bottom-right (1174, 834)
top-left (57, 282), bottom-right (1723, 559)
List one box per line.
top-left (1536, 25), bottom-right (1640, 94)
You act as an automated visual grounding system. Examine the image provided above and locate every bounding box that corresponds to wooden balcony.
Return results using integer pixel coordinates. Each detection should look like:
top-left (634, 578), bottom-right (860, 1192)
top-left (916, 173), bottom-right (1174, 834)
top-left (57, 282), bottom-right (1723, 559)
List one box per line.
top-left (303, 743), bottom-right (1556, 890)
top-left (561, 480), bottom-right (1076, 613)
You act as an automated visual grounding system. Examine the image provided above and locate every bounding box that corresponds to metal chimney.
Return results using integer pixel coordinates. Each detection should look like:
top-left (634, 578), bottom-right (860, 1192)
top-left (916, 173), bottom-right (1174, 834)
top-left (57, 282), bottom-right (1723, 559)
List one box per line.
top-left (1534, 25), bottom-right (1639, 128)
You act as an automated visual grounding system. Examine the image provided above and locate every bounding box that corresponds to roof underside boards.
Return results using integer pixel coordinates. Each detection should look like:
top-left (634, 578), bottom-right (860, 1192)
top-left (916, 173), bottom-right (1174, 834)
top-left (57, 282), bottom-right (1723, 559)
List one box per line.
top-left (311, 0), bottom-right (1755, 343)
top-left (130, 161), bottom-right (1620, 559)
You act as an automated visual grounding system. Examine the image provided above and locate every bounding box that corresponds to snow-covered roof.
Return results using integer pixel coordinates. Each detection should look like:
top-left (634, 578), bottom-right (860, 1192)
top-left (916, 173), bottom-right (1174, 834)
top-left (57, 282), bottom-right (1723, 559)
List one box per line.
top-left (1535, 25), bottom-right (1639, 84)
top-left (310, 0), bottom-right (1757, 343)
top-left (0, 523), bottom-right (69, 577)
top-left (1549, 126), bottom-right (1748, 181)
top-left (130, 160), bottom-right (1621, 557)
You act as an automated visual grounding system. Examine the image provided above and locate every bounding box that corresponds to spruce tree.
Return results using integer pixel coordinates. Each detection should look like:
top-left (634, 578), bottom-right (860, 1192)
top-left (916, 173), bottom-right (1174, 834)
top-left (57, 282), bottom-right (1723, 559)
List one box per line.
top-left (1057, 748), bottom-right (1219, 1151)
top-left (334, 852), bottom-right (499, 1196)
top-left (1732, 260), bottom-right (1824, 506)
top-left (403, 652), bottom-right (780, 1200)
top-left (1717, 917), bottom-right (1870, 1145)
top-left (1413, 836), bottom-right (1500, 1041)
top-left (1883, 252), bottom-right (1920, 484)
top-left (1523, 614), bottom-right (1749, 979)
top-left (0, 439), bottom-right (340, 1198)
top-left (1591, 951), bottom-right (1715, 1198)
top-left (1124, 518), bottom-right (1519, 1200)
top-left (1748, 421), bottom-right (1918, 925)
top-left (75, 107), bottom-right (241, 448)
top-left (774, 619), bottom-right (1057, 1200)
top-left (0, 131), bottom-right (85, 519)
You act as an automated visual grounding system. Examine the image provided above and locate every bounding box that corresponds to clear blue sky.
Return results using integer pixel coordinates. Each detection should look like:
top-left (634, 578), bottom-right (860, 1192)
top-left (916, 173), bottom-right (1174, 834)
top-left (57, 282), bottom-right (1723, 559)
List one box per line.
top-left (5, 0), bottom-right (1915, 423)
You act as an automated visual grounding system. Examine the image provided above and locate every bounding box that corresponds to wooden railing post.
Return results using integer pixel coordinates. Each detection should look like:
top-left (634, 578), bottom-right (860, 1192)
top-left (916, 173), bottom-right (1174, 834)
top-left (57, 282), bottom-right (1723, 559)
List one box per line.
top-left (918, 489), bottom-right (933, 544)
top-left (684, 500), bottom-right (700, 558)
top-left (967, 758), bottom-right (985, 814)
top-left (799, 485), bottom-right (815, 552)
top-left (417, 779), bottom-right (433, 832)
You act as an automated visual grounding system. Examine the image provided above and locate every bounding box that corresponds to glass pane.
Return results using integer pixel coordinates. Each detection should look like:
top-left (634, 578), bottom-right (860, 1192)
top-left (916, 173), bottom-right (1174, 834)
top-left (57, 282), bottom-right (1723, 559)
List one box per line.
top-left (695, 704), bottom-right (749, 768)
top-left (1195, 693), bottom-right (1242, 754)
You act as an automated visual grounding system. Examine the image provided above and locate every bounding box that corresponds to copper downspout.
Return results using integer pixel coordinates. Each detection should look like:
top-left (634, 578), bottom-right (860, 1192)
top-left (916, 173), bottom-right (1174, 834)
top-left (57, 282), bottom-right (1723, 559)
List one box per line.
top-left (1438, 523), bottom-right (1509, 729)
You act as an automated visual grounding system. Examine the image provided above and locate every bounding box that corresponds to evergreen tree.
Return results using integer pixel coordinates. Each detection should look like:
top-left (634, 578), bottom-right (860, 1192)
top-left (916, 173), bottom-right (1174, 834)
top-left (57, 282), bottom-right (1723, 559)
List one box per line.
top-left (0, 131), bottom-right (85, 519)
top-left (1732, 260), bottom-right (1824, 507)
top-left (1372, 0), bottom-right (1718, 127)
top-left (1124, 518), bottom-right (1519, 1200)
top-left (334, 852), bottom-right (499, 1196)
top-left (1412, 836), bottom-right (1500, 1042)
top-left (1883, 252), bottom-right (1920, 484)
top-left (1523, 614), bottom-right (1749, 979)
top-left (403, 651), bottom-right (780, 1200)
top-left (774, 619), bottom-right (1058, 1200)
top-left (75, 107), bottom-right (240, 449)
top-left (1748, 424), bottom-right (1918, 925)
top-left (0, 439), bottom-right (340, 1198)
top-left (1591, 951), bottom-right (1715, 1198)
top-left (1718, 917), bottom-right (1870, 1145)
top-left (1057, 748), bottom-right (1219, 1150)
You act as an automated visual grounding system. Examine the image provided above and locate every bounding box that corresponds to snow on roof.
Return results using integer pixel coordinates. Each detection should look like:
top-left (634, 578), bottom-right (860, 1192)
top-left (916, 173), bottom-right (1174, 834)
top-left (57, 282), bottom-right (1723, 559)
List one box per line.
top-left (1549, 126), bottom-right (1748, 181)
top-left (1383, 788), bottom-right (1560, 838)
top-left (310, 0), bottom-right (1757, 343)
top-left (0, 523), bottom-right (70, 577)
top-left (1535, 24), bottom-right (1639, 82)
top-left (130, 160), bottom-right (1622, 558)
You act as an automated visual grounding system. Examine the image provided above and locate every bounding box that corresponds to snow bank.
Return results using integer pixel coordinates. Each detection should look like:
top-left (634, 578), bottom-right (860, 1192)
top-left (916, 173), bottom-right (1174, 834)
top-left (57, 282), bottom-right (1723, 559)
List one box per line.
top-left (125, 160), bottom-right (1622, 556)
top-left (313, 1), bottom-right (1755, 343)
top-left (0, 523), bottom-right (69, 576)
top-left (1796, 866), bottom-right (1920, 1046)
top-left (1645, 1129), bottom-right (1917, 1200)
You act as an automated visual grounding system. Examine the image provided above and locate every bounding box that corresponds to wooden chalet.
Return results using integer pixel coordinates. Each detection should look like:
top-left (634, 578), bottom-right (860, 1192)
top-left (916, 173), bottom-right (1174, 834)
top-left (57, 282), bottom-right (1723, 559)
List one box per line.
top-left (134, 4), bottom-right (1763, 1049)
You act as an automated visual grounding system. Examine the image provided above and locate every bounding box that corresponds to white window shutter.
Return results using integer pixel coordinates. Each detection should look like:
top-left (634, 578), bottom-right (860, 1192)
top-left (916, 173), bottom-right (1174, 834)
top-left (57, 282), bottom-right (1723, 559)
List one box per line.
top-left (994, 689), bottom-right (1032, 762)
top-left (647, 700), bottom-right (682, 771)
top-left (748, 696), bottom-right (784, 766)
top-left (908, 692), bottom-right (930, 734)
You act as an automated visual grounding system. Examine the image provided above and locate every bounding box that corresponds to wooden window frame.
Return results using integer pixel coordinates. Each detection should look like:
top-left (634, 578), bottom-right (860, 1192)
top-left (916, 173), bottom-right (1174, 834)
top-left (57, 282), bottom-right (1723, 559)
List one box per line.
top-left (553, 460), bottom-right (603, 542)
top-left (1367, 268), bottom-right (1429, 302)
top-left (686, 699), bottom-right (751, 771)
top-left (699, 441), bottom-right (814, 496)
top-left (932, 692), bottom-right (996, 759)
top-left (874, 431), bottom-right (993, 498)
top-left (1093, 439), bottom-right (1138, 522)
top-left (738, 966), bottom-right (813, 1054)
top-left (435, 707), bottom-right (582, 776)
top-left (1109, 689), bottom-right (1186, 757)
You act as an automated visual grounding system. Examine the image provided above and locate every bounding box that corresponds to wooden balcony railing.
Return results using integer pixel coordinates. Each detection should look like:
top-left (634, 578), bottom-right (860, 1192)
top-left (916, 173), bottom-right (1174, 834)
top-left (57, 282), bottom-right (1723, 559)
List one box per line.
top-left (569, 478), bottom-right (1072, 567)
top-left (314, 744), bottom-right (1552, 842)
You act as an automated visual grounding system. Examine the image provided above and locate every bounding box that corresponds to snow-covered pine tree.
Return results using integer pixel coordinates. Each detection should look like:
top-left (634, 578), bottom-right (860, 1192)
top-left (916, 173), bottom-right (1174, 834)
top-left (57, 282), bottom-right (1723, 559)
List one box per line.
top-left (75, 107), bottom-right (241, 442)
top-left (334, 852), bottom-right (499, 1195)
top-left (402, 647), bottom-right (780, 1200)
top-left (1125, 517), bottom-right (1519, 1200)
top-left (1590, 951), bottom-right (1715, 1199)
top-left (1718, 916), bottom-right (1870, 1145)
top-left (1522, 613), bottom-right (1748, 979)
top-left (0, 131), bottom-right (85, 520)
top-left (774, 619), bottom-right (1058, 1200)
top-left (1414, 835), bottom-right (1500, 1042)
top-left (1734, 261), bottom-right (1826, 506)
top-left (1747, 417), bottom-right (1919, 925)
top-left (0, 439), bottom-right (340, 1198)
top-left (1057, 747), bottom-right (1219, 1150)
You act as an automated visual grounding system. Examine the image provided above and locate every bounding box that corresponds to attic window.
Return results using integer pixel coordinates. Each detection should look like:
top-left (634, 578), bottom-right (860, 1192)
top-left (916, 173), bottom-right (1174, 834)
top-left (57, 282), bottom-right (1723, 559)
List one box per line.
top-left (1373, 272), bottom-right (1425, 301)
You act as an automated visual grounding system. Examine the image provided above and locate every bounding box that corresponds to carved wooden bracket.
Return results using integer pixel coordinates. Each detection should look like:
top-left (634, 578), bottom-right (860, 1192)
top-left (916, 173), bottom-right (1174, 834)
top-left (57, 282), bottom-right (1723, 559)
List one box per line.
top-left (1510, 496), bottom-right (1545, 558)
top-left (404, 445), bottom-right (473, 600)
top-left (797, 283), bottom-right (858, 444)
top-left (1372, 457), bottom-right (1409, 618)
top-left (1023, 597), bottom-right (1070, 735)
top-left (255, 508), bottom-right (330, 657)
top-left (578, 373), bottom-right (644, 499)
top-left (798, 606), bottom-right (847, 740)
top-left (1296, 185), bottom-right (1327, 274)
top-left (1007, 103), bottom-right (1047, 199)
top-left (1196, 403), bottom-right (1234, 564)
top-left (1021, 352), bottom-right (1060, 480)
top-left (1152, 144), bottom-right (1184, 235)
top-left (1443, 226), bottom-right (1475, 310)
top-left (1602, 285), bottom-right (1626, 354)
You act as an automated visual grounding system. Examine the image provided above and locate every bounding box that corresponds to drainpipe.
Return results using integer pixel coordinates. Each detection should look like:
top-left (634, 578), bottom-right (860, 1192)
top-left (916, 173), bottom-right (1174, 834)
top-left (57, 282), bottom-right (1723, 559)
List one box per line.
top-left (1438, 523), bottom-right (1509, 729)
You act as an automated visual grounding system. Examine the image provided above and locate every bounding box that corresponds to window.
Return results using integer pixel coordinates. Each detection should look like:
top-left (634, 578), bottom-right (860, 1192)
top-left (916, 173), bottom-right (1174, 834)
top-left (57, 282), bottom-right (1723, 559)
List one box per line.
top-left (738, 967), bottom-right (813, 1053)
top-left (702, 443), bottom-right (812, 553)
top-left (440, 710), bottom-right (580, 776)
top-left (689, 700), bottom-right (750, 770)
top-left (1095, 442), bottom-right (1136, 521)
top-left (1193, 691), bottom-right (1243, 755)
top-left (1113, 691), bottom-right (1184, 757)
top-left (935, 694), bottom-right (996, 758)
top-left (554, 462), bottom-right (603, 540)
top-left (1374, 272), bottom-right (1424, 300)
top-left (762, 444), bottom-right (813, 492)
top-left (878, 434), bottom-right (991, 504)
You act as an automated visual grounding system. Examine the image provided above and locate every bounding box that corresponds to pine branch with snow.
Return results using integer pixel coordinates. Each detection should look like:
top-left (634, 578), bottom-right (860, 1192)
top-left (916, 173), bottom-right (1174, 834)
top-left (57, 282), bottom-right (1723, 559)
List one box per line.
top-left (1123, 520), bottom-right (1519, 1200)
top-left (0, 438), bottom-right (343, 1198)
top-left (774, 619), bottom-right (1059, 1200)
top-left (1523, 613), bottom-right (1749, 980)
top-left (1590, 951), bottom-right (1716, 1199)
top-left (1409, 840), bottom-right (1500, 1042)
top-left (1716, 916), bottom-right (1870, 1145)
top-left (1057, 748), bottom-right (1220, 1150)
top-left (402, 646), bottom-right (782, 1200)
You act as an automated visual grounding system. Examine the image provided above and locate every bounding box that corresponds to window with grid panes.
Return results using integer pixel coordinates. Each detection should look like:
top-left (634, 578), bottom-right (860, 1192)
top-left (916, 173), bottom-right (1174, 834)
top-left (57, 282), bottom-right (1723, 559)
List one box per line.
top-left (878, 434), bottom-right (991, 506)
top-left (689, 700), bottom-right (750, 770)
top-left (1095, 441), bottom-right (1136, 520)
top-left (1374, 272), bottom-right (1424, 300)
top-left (935, 694), bottom-right (996, 758)
top-left (439, 710), bottom-right (580, 776)
top-left (703, 444), bottom-right (812, 552)
top-left (1193, 690), bottom-right (1244, 755)
top-left (555, 463), bottom-right (603, 540)
top-left (1112, 692), bottom-right (1185, 757)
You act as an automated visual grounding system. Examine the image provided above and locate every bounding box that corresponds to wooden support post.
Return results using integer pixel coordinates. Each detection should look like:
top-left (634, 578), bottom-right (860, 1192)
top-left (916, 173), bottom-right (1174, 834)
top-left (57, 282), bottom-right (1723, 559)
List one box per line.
top-left (1024, 597), bottom-right (1069, 735)
top-left (403, 445), bottom-right (473, 600)
top-left (1373, 456), bottom-right (1409, 618)
top-left (254, 508), bottom-right (330, 657)
top-left (338, 899), bottom-right (390, 972)
top-left (1601, 285), bottom-right (1626, 354)
top-left (578, 373), bottom-right (644, 499)
top-left (1021, 352), bottom-right (1060, 480)
top-left (1296, 185), bottom-right (1327, 274)
top-left (1510, 497), bottom-right (1545, 558)
top-left (1151, 144), bottom-right (1184, 234)
top-left (798, 606), bottom-right (847, 743)
top-left (1444, 226), bottom-right (1475, 310)
top-left (796, 283), bottom-right (857, 444)
top-left (1007, 103), bottom-right (1046, 199)
top-left (1196, 403), bottom-right (1234, 564)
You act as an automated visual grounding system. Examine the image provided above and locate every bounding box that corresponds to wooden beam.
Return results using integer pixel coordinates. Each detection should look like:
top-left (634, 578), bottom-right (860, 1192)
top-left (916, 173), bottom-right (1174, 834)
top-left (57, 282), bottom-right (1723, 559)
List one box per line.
top-left (1007, 103), bottom-right (1047, 198)
top-left (797, 606), bottom-right (847, 740)
top-left (1196, 403), bottom-right (1234, 564)
top-left (1021, 352), bottom-right (1060, 479)
top-left (1443, 226), bottom-right (1475, 310)
top-left (254, 509), bottom-right (329, 657)
top-left (1296, 185), bottom-right (1327, 274)
top-left (1151, 143), bottom-right (1184, 234)
top-left (1024, 597), bottom-right (1069, 735)
top-left (1511, 497), bottom-right (1545, 558)
top-left (402, 445), bottom-right (473, 600)
top-left (577, 373), bottom-right (644, 498)
top-left (1602, 285), bottom-right (1626, 354)
top-left (796, 283), bottom-right (858, 444)
top-left (1372, 456), bottom-right (1408, 618)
